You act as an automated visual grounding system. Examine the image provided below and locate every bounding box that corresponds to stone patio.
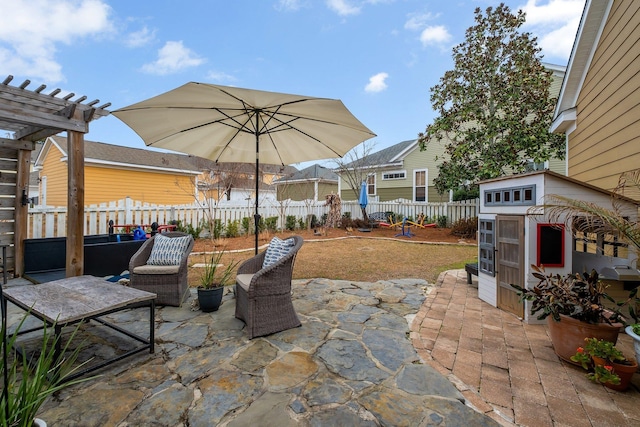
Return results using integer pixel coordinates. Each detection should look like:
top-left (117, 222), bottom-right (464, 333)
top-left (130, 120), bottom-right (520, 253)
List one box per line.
top-left (5, 275), bottom-right (498, 426)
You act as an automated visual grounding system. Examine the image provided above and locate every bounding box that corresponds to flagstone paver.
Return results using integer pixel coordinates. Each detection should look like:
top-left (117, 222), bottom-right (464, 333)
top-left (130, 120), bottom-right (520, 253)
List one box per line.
top-left (1, 276), bottom-right (499, 426)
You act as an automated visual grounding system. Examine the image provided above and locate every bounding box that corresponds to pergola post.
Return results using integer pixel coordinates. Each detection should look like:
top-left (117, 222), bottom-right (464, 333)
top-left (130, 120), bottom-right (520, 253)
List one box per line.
top-left (13, 147), bottom-right (31, 277)
top-left (66, 130), bottom-right (85, 277)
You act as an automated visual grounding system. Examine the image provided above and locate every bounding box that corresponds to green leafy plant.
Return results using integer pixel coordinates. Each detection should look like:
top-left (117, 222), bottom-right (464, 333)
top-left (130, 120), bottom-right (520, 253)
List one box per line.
top-left (1, 316), bottom-right (95, 426)
top-left (199, 250), bottom-right (240, 289)
top-left (264, 216), bottom-right (278, 232)
top-left (225, 219), bottom-right (239, 238)
top-left (510, 265), bottom-right (620, 324)
top-left (241, 217), bottom-right (252, 235)
top-left (570, 337), bottom-right (626, 369)
top-left (285, 215), bottom-right (296, 231)
top-left (570, 338), bottom-right (630, 385)
top-left (588, 364), bottom-right (621, 385)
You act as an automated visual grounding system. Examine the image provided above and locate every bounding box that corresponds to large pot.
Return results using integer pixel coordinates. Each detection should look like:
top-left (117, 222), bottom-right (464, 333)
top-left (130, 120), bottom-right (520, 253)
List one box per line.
top-left (546, 314), bottom-right (622, 364)
top-left (197, 287), bottom-right (224, 312)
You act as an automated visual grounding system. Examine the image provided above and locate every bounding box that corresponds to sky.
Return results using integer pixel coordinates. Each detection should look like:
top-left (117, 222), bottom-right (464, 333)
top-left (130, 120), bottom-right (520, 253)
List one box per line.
top-left (0, 0), bottom-right (585, 170)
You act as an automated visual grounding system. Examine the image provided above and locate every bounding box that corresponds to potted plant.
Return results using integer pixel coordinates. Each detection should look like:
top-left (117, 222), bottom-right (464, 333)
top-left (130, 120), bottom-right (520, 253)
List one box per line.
top-left (511, 265), bottom-right (624, 363)
top-left (197, 250), bottom-right (239, 312)
top-left (1, 316), bottom-right (94, 427)
top-left (570, 337), bottom-right (637, 391)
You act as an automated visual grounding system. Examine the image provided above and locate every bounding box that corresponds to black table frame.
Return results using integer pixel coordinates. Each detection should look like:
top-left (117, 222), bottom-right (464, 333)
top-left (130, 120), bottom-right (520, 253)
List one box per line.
top-left (2, 277), bottom-right (155, 382)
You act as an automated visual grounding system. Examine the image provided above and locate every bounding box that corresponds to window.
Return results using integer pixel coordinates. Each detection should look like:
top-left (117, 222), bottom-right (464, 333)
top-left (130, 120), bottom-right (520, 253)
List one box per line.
top-left (537, 224), bottom-right (564, 267)
top-left (484, 185), bottom-right (536, 206)
top-left (366, 174), bottom-right (375, 195)
top-left (479, 219), bottom-right (495, 276)
top-left (382, 170), bottom-right (406, 180)
top-left (414, 170), bottom-right (427, 202)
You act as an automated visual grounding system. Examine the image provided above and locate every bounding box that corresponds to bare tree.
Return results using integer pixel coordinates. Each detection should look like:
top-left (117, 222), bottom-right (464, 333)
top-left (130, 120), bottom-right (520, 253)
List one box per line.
top-left (332, 140), bottom-right (377, 221)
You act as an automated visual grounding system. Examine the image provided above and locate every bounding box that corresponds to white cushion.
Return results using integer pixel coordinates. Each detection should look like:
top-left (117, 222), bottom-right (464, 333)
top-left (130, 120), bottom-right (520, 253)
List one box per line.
top-left (236, 274), bottom-right (254, 291)
top-left (147, 234), bottom-right (192, 266)
top-left (133, 264), bottom-right (181, 274)
top-left (262, 237), bottom-right (295, 269)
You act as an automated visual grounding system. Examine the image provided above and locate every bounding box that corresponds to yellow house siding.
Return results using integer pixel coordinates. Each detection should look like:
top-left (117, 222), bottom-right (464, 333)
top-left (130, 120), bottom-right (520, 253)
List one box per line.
top-left (84, 166), bottom-right (195, 205)
top-left (41, 145), bottom-right (68, 206)
top-left (568, 0), bottom-right (640, 191)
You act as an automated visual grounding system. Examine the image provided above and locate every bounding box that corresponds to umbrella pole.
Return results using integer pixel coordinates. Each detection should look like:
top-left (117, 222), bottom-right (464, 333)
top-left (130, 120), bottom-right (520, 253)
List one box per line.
top-left (254, 117), bottom-right (260, 255)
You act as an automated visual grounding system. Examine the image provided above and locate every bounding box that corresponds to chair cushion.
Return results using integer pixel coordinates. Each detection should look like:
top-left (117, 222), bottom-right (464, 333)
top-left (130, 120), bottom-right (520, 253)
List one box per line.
top-left (236, 273), bottom-right (254, 291)
top-left (262, 237), bottom-right (295, 269)
top-left (133, 264), bottom-right (181, 274)
top-left (147, 234), bottom-right (192, 266)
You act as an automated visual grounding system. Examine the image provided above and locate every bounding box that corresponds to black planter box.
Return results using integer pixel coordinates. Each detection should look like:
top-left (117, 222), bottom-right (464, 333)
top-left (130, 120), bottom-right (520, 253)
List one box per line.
top-left (24, 234), bottom-right (145, 283)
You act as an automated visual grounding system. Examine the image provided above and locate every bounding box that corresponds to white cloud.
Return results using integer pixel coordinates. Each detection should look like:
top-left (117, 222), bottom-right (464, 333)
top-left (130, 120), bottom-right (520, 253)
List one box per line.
top-left (206, 70), bottom-right (237, 84)
top-left (275, 0), bottom-right (303, 11)
top-left (518, 0), bottom-right (584, 60)
top-left (125, 26), bottom-right (156, 48)
top-left (419, 25), bottom-right (451, 47)
top-left (365, 72), bottom-right (388, 93)
top-left (141, 41), bottom-right (205, 75)
top-left (326, 0), bottom-right (361, 16)
top-left (0, 0), bottom-right (114, 83)
top-left (404, 12), bottom-right (436, 31)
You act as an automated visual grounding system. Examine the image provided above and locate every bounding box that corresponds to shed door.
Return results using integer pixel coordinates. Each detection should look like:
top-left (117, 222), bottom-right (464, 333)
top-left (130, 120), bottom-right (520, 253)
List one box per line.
top-left (497, 215), bottom-right (524, 318)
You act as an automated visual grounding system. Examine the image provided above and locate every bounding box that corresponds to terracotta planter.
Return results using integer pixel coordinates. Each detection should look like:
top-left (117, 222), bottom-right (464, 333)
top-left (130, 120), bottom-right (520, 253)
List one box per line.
top-left (591, 355), bottom-right (637, 391)
top-left (546, 314), bottom-right (621, 364)
top-left (607, 359), bottom-right (638, 391)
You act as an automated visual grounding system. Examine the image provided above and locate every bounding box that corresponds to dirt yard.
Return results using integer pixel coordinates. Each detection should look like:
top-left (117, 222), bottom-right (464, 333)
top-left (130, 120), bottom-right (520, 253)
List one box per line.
top-left (189, 225), bottom-right (477, 285)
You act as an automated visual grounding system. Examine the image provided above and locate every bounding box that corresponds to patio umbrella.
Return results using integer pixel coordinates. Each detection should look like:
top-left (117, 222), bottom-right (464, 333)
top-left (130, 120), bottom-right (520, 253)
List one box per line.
top-left (112, 82), bottom-right (376, 253)
top-left (359, 180), bottom-right (369, 227)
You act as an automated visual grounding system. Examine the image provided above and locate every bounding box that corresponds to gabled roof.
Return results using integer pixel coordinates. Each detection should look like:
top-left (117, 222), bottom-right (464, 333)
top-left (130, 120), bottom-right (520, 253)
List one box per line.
top-left (273, 164), bottom-right (338, 184)
top-left (550, 0), bottom-right (612, 133)
top-left (343, 139), bottom-right (417, 169)
top-left (40, 135), bottom-right (201, 175)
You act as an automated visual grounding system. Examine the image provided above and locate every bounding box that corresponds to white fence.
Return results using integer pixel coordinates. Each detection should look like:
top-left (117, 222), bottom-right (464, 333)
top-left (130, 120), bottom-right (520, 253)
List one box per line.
top-left (26, 197), bottom-right (479, 239)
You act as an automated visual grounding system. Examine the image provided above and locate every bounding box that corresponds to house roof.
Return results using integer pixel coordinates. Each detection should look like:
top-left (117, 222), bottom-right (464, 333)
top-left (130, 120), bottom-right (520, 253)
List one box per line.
top-left (273, 164), bottom-right (338, 184)
top-left (551, 0), bottom-right (612, 133)
top-left (39, 135), bottom-right (298, 177)
top-left (42, 135), bottom-right (201, 175)
top-left (343, 139), bottom-right (417, 169)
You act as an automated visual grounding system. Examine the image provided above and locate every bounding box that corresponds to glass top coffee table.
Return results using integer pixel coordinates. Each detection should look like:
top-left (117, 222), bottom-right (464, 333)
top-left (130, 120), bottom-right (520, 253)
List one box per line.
top-left (2, 275), bottom-right (157, 380)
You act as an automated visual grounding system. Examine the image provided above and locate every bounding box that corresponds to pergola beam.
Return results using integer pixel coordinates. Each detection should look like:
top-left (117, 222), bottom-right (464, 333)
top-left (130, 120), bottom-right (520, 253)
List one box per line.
top-left (0, 75), bottom-right (110, 278)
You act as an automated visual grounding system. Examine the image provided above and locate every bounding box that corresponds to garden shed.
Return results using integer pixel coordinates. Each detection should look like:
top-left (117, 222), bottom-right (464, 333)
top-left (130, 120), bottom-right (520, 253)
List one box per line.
top-left (477, 170), bottom-right (640, 323)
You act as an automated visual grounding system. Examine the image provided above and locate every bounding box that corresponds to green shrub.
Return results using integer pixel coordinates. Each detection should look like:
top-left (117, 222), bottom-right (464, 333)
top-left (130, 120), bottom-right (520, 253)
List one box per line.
top-left (450, 216), bottom-right (478, 238)
top-left (174, 219), bottom-right (202, 239)
top-left (264, 216), bottom-right (278, 232)
top-left (298, 217), bottom-right (306, 230)
top-left (241, 217), bottom-right (252, 234)
top-left (226, 219), bottom-right (240, 237)
top-left (285, 215), bottom-right (296, 231)
top-left (437, 215), bottom-right (448, 228)
top-left (212, 218), bottom-right (224, 239)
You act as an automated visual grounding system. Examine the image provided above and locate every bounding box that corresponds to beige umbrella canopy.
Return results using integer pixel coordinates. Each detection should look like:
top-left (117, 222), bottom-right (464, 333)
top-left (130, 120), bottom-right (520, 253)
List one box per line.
top-left (113, 82), bottom-right (375, 252)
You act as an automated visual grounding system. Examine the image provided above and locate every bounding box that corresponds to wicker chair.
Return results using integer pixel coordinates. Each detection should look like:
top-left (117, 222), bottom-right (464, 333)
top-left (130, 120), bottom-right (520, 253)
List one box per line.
top-left (235, 235), bottom-right (304, 339)
top-left (129, 232), bottom-right (194, 306)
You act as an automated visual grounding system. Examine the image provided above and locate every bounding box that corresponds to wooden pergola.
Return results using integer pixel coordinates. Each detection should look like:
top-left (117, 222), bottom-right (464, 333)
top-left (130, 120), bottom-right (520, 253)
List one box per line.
top-left (0, 75), bottom-right (110, 278)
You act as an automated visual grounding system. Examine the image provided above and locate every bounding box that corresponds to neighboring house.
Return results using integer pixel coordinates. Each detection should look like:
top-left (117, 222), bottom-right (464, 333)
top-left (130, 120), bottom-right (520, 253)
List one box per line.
top-left (192, 158), bottom-right (297, 203)
top-left (338, 139), bottom-right (447, 203)
top-left (550, 0), bottom-right (640, 195)
top-left (338, 64), bottom-right (566, 204)
top-left (273, 164), bottom-right (338, 202)
top-left (36, 136), bottom-right (202, 206)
